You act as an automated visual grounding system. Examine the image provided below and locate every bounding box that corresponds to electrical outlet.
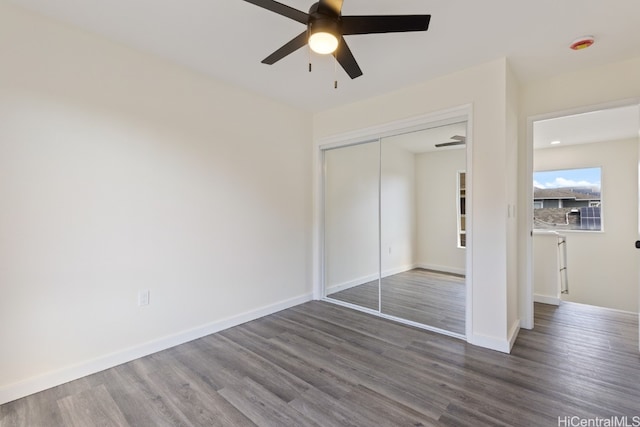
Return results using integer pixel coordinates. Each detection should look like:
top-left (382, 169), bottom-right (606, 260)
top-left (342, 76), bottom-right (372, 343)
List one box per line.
top-left (138, 289), bottom-right (150, 306)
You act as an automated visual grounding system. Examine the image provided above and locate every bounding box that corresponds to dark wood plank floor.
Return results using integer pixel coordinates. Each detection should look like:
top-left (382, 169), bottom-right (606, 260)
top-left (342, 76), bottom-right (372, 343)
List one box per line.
top-left (1, 301), bottom-right (639, 426)
top-left (328, 268), bottom-right (466, 334)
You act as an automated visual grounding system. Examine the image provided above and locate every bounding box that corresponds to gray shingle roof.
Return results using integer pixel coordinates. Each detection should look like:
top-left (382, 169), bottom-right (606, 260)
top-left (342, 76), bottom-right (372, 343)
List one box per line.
top-left (533, 187), bottom-right (600, 200)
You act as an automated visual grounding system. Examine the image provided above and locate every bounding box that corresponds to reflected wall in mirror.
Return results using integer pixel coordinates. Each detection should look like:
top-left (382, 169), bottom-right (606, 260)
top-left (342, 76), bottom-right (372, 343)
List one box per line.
top-left (323, 121), bottom-right (467, 336)
top-left (324, 141), bottom-right (380, 311)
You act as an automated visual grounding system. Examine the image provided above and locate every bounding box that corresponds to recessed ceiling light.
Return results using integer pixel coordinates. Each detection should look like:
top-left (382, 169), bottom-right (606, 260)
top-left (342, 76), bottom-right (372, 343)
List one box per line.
top-left (550, 140), bottom-right (561, 145)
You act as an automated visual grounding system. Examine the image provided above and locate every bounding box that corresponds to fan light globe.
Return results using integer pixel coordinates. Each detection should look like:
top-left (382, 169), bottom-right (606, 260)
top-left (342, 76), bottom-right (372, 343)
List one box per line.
top-left (309, 32), bottom-right (338, 54)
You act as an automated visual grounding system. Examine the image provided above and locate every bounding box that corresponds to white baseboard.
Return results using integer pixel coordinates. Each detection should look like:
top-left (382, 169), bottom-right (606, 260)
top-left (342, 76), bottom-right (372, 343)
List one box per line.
top-left (507, 319), bottom-right (521, 352)
top-left (0, 292), bottom-right (313, 405)
top-left (520, 317), bottom-right (534, 330)
top-left (467, 332), bottom-right (512, 354)
top-left (534, 294), bottom-right (560, 306)
top-left (415, 263), bottom-right (465, 276)
top-left (559, 300), bottom-right (639, 315)
top-left (467, 319), bottom-right (521, 354)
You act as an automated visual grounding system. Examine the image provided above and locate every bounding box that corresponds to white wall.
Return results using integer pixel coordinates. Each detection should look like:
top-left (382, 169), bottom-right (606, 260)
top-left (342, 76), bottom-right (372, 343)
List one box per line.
top-left (534, 139), bottom-right (639, 312)
top-left (415, 149), bottom-right (465, 274)
top-left (0, 4), bottom-right (312, 403)
top-left (518, 56), bottom-right (640, 326)
top-left (314, 58), bottom-right (519, 352)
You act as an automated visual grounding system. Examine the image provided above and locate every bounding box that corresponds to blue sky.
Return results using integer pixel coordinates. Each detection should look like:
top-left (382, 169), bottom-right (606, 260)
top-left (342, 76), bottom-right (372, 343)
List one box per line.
top-left (534, 167), bottom-right (601, 190)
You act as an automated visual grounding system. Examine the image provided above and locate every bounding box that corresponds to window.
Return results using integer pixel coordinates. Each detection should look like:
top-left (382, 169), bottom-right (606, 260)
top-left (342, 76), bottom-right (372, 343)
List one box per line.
top-left (533, 167), bottom-right (602, 231)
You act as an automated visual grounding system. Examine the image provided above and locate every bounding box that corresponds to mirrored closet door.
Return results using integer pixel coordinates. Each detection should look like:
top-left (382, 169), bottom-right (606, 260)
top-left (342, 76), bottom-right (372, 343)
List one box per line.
top-left (380, 127), bottom-right (466, 334)
top-left (324, 140), bottom-right (380, 312)
top-left (324, 121), bottom-right (467, 336)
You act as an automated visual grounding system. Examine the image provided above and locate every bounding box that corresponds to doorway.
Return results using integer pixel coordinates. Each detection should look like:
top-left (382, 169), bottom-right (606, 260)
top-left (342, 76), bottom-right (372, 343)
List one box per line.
top-left (528, 103), bottom-right (640, 319)
top-left (320, 112), bottom-right (470, 338)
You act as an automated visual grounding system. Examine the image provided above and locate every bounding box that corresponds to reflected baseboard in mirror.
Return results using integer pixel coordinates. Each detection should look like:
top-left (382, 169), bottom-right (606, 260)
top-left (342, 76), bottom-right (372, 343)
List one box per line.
top-left (327, 268), bottom-right (465, 335)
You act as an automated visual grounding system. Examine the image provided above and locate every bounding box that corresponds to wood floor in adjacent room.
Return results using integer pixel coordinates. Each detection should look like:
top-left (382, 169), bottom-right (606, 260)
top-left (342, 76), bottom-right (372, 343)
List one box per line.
top-left (328, 268), bottom-right (466, 334)
top-left (1, 301), bottom-right (639, 426)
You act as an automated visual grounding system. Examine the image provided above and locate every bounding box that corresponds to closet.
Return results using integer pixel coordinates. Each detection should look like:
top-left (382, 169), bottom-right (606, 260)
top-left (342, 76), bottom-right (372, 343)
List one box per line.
top-left (322, 121), bottom-right (468, 336)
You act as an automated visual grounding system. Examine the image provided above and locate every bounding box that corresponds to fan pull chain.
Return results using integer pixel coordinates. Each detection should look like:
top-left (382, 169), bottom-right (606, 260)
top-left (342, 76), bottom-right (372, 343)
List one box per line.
top-left (334, 54), bottom-right (338, 89)
top-left (308, 45), bottom-right (312, 73)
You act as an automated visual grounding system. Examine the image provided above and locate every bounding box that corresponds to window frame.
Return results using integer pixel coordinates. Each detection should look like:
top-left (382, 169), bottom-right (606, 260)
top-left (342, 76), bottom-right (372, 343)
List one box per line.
top-left (533, 166), bottom-right (603, 233)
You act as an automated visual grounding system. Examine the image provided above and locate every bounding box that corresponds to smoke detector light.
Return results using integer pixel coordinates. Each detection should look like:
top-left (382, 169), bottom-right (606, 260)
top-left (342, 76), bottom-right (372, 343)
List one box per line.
top-left (570, 36), bottom-right (595, 50)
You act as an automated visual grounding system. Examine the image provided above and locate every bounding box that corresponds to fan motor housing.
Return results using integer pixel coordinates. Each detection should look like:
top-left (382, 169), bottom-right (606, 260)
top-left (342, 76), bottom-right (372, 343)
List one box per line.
top-left (308, 16), bottom-right (341, 38)
top-left (308, 2), bottom-right (341, 37)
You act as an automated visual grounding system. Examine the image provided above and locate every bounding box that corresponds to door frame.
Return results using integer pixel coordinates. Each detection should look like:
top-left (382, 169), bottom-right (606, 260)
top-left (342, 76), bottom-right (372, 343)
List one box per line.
top-left (522, 98), bottom-right (640, 331)
top-left (313, 104), bottom-right (473, 340)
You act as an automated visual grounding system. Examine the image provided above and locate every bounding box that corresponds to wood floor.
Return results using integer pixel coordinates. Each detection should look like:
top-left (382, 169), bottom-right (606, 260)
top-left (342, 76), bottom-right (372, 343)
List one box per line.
top-left (328, 268), bottom-right (466, 334)
top-left (1, 301), bottom-right (639, 426)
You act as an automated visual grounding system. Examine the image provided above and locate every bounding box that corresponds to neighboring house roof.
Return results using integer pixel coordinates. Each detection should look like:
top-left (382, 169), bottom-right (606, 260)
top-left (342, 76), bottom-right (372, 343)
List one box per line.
top-left (533, 187), bottom-right (600, 201)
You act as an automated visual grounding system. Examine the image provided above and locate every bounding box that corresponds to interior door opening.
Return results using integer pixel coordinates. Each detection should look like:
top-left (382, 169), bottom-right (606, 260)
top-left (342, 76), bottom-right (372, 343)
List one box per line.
top-left (529, 103), bottom-right (640, 325)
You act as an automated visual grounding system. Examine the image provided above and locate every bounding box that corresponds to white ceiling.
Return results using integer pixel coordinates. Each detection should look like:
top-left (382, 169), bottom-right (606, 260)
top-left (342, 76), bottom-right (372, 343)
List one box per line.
top-left (5, 0), bottom-right (640, 112)
top-left (534, 104), bottom-right (640, 149)
top-left (369, 104), bottom-right (639, 155)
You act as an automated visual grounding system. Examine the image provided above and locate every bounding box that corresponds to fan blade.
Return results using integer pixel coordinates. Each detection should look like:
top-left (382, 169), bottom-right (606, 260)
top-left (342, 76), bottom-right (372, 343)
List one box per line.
top-left (435, 141), bottom-right (465, 148)
top-left (342, 15), bottom-right (431, 35)
top-left (242, 0), bottom-right (308, 24)
top-left (261, 31), bottom-right (308, 64)
top-left (451, 135), bottom-right (466, 141)
top-left (335, 37), bottom-right (363, 79)
top-left (317, 0), bottom-right (343, 16)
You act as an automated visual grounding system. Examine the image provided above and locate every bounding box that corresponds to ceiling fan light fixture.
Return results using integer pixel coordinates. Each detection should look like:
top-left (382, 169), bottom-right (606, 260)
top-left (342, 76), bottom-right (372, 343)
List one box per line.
top-left (308, 18), bottom-right (340, 54)
top-left (309, 31), bottom-right (338, 54)
top-left (243, 0), bottom-right (431, 80)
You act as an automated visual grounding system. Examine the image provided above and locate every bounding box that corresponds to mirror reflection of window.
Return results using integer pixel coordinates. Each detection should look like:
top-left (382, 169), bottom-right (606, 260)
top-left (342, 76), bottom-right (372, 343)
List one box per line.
top-left (457, 171), bottom-right (466, 248)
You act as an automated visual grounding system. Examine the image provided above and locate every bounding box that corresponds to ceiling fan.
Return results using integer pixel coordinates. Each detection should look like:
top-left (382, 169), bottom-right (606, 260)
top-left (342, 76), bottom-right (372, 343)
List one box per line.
top-left (242, 0), bottom-right (431, 79)
top-left (435, 135), bottom-right (466, 148)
